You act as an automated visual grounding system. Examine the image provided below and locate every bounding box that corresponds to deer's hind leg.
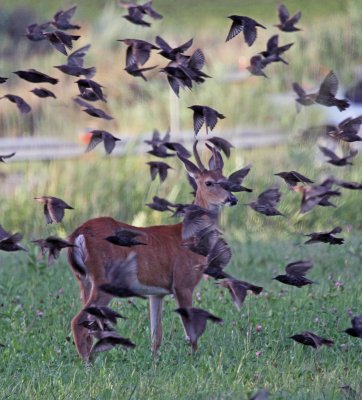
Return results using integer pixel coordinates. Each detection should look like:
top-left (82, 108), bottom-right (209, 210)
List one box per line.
top-left (149, 295), bottom-right (165, 354)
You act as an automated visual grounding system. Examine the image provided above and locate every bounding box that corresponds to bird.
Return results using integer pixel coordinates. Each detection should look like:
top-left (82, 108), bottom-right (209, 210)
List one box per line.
top-left (104, 228), bottom-right (147, 247)
top-left (246, 187), bottom-right (283, 216)
top-left (293, 71), bottom-right (350, 112)
top-left (174, 307), bottom-right (223, 351)
top-left (204, 236), bottom-right (232, 279)
top-left (30, 88), bottom-right (56, 99)
top-left (55, 45), bottom-right (96, 78)
top-left (206, 137), bottom-right (234, 158)
top-left (121, 1), bottom-right (162, 27)
top-left (273, 260), bottom-right (315, 288)
top-left (74, 99), bottom-right (113, 120)
top-left (32, 236), bottom-right (76, 265)
top-left (34, 196), bottom-right (74, 224)
top-left (333, 178), bottom-right (362, 190)
top-left (163, 142), bottom-right (191, 158)
top-left (259, 35), bottom-right (294, 64)
top-left (160, 65), bottom-right (193, 97)
top-left (119, 38), bottom-right (159, 67)
top-left (0, 94), bottom-right (31, 114)
top-left (13, 69), bottom-right (58, 85)
top-left (226, 16), bottom-right (266, 46)
top-left (250, 389), bottom-right (270, 400)
top-left (319, 145), bottom-right (358, 166)
top-left (276, 4), bottom-right (302, 32)
top-left (84, 306), bottom-right (126, 326)
top-left (25, 21), bottom-right (51, 41)
top-left (156, 36), bottom-right (193, 61)
top-left (221, 165), bottom-right (252, 193)
top-left (44, 30), bottom-right (80, 55)
top-left (289, 331), bottom-right (334, 349)
top-left (0, 225), bottom-right (26, 252)
top-left (247, 55), bottom-right (269, 78)
top-left (274, 170), bottom-right (314, 188)
top-left (188, 105), bottom-right (225, 135)
top-left (51, 5), bottom-right (80, 30)
top-left (0, 152), bottom-right (15, 163)
top-left (85, 130), bottom-right (121, 154)
top-left (182, 227), bottom-right (219, 256)
top-left (344, 315), bottom-right (362, 338)
top-left (146, 161), bottom-right (173, 182)
top-left (182, 205), bottom-right (219, 240)
top-left (217, 278), bottom-right (263, 309)
top-left (327, 116), bottom-right (362, 142)
top-left (89, 330), bottom-right (135, 358)
top-left (124, 63), bottom-right (157, 81)
top-left (146, 196), bottom-right (175, 212)
top-left (76, 79), bottom-right (106, 102)
top-left (98, 252), bottom-right (147, 299)
top-left (0, 77), bottom-right (8, 84)
top-left (304, 227), bottom-right (344, 245)
top-left (145, 129), bottom-right (175, 158)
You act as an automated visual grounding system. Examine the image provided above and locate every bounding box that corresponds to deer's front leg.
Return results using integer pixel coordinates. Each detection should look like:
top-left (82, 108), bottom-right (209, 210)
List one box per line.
top-left (149, 295), bottom-right (164, 354)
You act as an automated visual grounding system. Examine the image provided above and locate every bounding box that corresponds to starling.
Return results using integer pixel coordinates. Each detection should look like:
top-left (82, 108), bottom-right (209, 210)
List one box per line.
top-left (84, 306), bottom-right (126, 326)
top-left (55, 45), bottom-right (96, 78)
top-left (182, 227), bottom-right (219, 256)
top-left (120, 1), bottom-right (162, 27)
top-left (206, 137), bottom-right (234, 158)
top-left (90, 331), bottom-right (135, 358)
top-left (304, 227), bottom-right (344, 245)
top-left (276, 4), bottom-right (302, 32)
top-left (319, 145), bottom-right (358, 166)
top-left (156, 36), bottom-right (193, 61)
top-left (0, 225), bottom-right (26, 252)
top-left (34, 195), bottom-right (74, 224)
top-left (122, 7), bottom-right (151, 27)
top-left (43, 31), bottom-right (80, 55)
top-left (188, 105), bottom-right (225, 135)
top-left (0, 152), bottom-right (16, 163)
top-left (76, 79), bottom-right (106, 102)
top-left (161, 65), bottom-right (193, 97)
top-left (217, 278), bottom-right (263, 309)
top-left (146, 196), bottom-right (175, 212)
top-left (163, 142), bottom-right (191, 158)
top-left (293, 71), bottom-right (350, 112)
top-left (246, 187), bottom-right (283, 216)
top-left (294, 183), bottom-right (341, 213)
top-left (0, 94), bottom-right (31, 114)
top-left (25, 22), bottom-right (51, 41)
top-left (289, 331), bottom-right (334, 349)
top-left (204, 236), bottom-right (232, 279)
top-left (221, 164), bottom-right (252, 193)
top-left (247, 55), bottom-right (268, 78)
top-left (85, 130), bottom-right (121, 154)
top-left (124, 63), bottom-right (157, 81)
top-left (226, 16), bottom-right (266, 46)
top-left (328, 116), bottom-right (362, 142)
top-left (145, 129), bottom-right (175, 158)
top-left (105, 228), bottom-right (147, 247)
top-left (30, 88), bottom-right (56, 99)
top-left (32, 236), bottom-right (76, 265)
top-left (182, 205), bottom-right (219, 240)
top-left (0, 77), bottom-right (8, 84)
top-left (250, 389), bottom-right (270, 400)
top-left (119, 38), bottom-right (159, 67)
top-left (52, 5), bottom-right (80, 30)
top-left (260, 35), bottom-right (293, 64)
top-left (273, 260), bottom-right (315, 288)
top-left (54, 64), bottom-right (96, 78)
top-left (274, 170), bottom-right (314, 188)
top-left (174, 307), bottom-right (223, 351)
top-left (14, 69), bottom-right (58, 85)
top-left (333, 179), bottom-right (362, 190)
top-left (99, 252), bottom-right (147, 299)
top-left (74, 98), bottom-right (113, 120)
top-left (146, 161), bottom-right (173, 182)
top-left (344, 315), bottom-right (362, 338)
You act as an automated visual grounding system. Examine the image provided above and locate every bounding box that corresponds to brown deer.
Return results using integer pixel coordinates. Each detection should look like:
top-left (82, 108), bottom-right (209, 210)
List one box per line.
top-left (67, 141), bottom-right (238, 361)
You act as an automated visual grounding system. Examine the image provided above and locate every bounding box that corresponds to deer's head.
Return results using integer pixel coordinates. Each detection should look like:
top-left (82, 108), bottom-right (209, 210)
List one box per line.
top-left (178, 141), bottom-right (238, 210)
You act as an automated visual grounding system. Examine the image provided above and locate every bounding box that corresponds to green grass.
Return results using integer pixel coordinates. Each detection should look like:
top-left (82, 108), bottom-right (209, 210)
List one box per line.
top-left (0, 237), bottom-right (361, 399)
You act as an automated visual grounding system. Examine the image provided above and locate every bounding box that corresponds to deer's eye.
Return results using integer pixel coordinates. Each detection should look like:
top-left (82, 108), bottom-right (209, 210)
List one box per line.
top-left (205, 181), bottom-right (214, 187)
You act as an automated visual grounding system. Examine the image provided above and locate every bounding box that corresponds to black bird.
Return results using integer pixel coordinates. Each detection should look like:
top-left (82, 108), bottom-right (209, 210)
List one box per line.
top-left (260, 35), bottom-right (294, 64)
top-left (221, 164), bottom-right (252, 193)
top-left (174, 307), bottom-right (223, 351)
top-left (84, 306), bottom-right (126, 326)
top-left (182, 227), bottom-right (219, 256)
top-left (189, 105), bottom-right (225, 135)
top-left (99, 252), bottom-right (147, 299)
top-left (123, 7), bottom-right (151, 27)
top-left (226, 16), bottom-right (266, 46)
top-left (85, 130), bottom-right (121, 154)
top-left (160, 65), bottom-right (193, 97)
top-left (275, 170), bottom-right (314, 188)
top-left (328, 116), bottom-right (362, 142)
top-left (344, 315), bottom-right (362, 338)
top-left (90, 331), bottom-right (135, 358)
top-left (319, 145), bottom-right (358, 166)
top-left (13, 69), bottom-right (58, 85)
top-left (304, 227), bottom-right (344, 245)
top-left (247, 55), bottom-right (268, 78)
top-left (217, 278), bottom-right (263, 309)
top-left (182, 205), bottom-right (219, 240)
top-left (206, 137), bottom-right (234, 158)
top-left (0, 152), bottom-right (16, 163)
top-left (34, 195), bottom-right (74, 224)
top-left (25, 21), bottom-right (51, 41)
top-left (124, 63), bottom-right (157, 81)
top-left (333, 178), bottom-right (362, 190)
top-left (30, 88), bottom-right (56, 99)
top-left (0, 225), bottom-right (26, 252)
top-left (119, 38), bottom-right (159, 67)
top-left (273, 260), bottom-right (315, 288)
top-left (0, 94), bottom-right (31, 114)
top-left (246, 187), bottom-right (283, 216)
top-left (276, 4), bottom-right (302, 32)
top-left (250, 389), bottom-right (270, 400)
top-left (156, 36), bottom-right (193, 61)
top-left (146, 196), bottom-right (175, 212)
top-left (55, 45), bottom-right (96, 78)
top-left (0, 77), bottom-right (8, 84)
top-left (289, 331), bottom-right (334, 349)
top-left (163, 142), bottom-right (191, 158)
top-left (293, 71), bottom-right (350, 112)
top-left (44, 31), bottom-right (80, 55)
top-left (74, 98), bottom-right (113, 120)
top-left (146, 161), bottom-right (173, 182)
top-left (145, 129), bottom-right (175, 158)
top-left (76, 79), bottom-right (106, 102)
top-left (52, 5), bottom-right (80, 30)
top-left (32, 236), bottom-right (76, 265)
top-left (204, 236), bottom-right (232, 279)
top-left (105, 228), bottom-right (147, 247)
top-left (121, 1), bottom-right (162, 27)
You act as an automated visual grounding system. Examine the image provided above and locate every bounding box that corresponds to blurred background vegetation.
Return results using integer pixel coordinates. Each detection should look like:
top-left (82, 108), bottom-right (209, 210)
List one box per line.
top-left (1, 0), bottom-right (362, 242)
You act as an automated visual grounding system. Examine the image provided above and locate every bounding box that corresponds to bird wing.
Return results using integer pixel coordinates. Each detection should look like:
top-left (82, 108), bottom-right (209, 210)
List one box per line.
top-left (351, 315), bottom-right (362, 330)
top-left (319, 70), bottom-right (339, 96)
top-left (226, 19), bottom-right (244, 42)
top-left (103, 133), bottom-right (118, 154)
top-left (48, 203), bottom-right (65, 223)
top-left (292, 82), bottom-right (306, 97)
top-left (155, 35), bottom-right (172, 52)
top-left (318, 145), bottom-right (339, 161)
top-left (243, 19), bottom-right (258, 47)
top-left (86, 132), bottom-right (103, 152)
top-left (204, 108), bottom-right (219, 131)
top-left (207, 238), bottom-right (232, 270)
top-left (288, 11), bottom-right (302, 26)
top-left (67, 44), bottom-right (91, 67)
top-left (290, 170), bottom-right (314, 183)
top-left (192, 110), bottom-right (204, 135)
top-left (266, 34), bottom-right (278, 52)
top-left (228, 164), bottom-right (252, 183)
top-left (188, 49), bottom-right (205, 70)
top-left (174, 38), bottom-right (193, 54)
top-left (258, 187), bottom-right (281, 207)
top-left (44, 205), bottom-right (54, 224)
top-left (285, 260), bottom-right (313, 276)
top-left (207, 137), bottom-right (233, 158)
top-left (278, 4), bottom-right (290, 24)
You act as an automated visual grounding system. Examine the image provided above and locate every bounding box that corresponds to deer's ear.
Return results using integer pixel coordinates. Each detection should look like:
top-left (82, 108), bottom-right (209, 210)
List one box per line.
top-left (177, 153), bottom-right (200, 178)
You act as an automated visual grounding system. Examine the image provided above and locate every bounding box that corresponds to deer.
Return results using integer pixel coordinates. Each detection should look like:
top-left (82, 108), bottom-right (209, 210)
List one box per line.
top-left (67, 141), bottom-right (238, 361)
